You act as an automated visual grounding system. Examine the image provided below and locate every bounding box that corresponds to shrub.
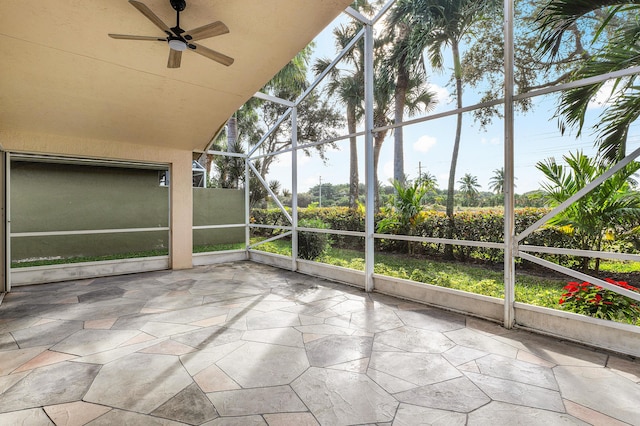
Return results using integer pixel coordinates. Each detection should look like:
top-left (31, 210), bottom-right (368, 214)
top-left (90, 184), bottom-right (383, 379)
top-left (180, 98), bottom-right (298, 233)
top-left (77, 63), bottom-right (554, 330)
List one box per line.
top-left (559, 279), bottom-right (640, 323)
top-left (297, 218), bottom-right (330, 260)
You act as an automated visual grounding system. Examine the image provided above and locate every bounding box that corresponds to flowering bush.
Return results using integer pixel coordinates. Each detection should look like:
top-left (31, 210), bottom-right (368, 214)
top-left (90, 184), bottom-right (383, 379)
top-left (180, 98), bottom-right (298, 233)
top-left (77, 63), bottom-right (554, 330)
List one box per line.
top-left (559, 279), bottom-right (640, 323)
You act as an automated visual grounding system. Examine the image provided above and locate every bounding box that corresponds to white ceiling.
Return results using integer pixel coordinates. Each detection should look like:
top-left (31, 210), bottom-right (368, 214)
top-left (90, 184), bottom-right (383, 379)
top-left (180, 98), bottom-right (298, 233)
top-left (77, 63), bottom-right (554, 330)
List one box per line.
top-left (0, 0), bottom-right (351, 152)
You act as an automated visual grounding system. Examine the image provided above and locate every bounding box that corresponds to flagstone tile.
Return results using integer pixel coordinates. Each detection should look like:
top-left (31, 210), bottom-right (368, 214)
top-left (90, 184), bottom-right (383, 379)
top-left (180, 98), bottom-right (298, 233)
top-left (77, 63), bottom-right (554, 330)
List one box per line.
top-left (44, 401), bottom-right (111, 426)
top-left (10, 320), bottom-right (83, 349)
top-left (180, 341), bottom-right (245, 376)
top-left (606, 355), bottom-right (640, 383)
top-left (207, 386), bottom-right (307, 416)
top-left (396, 308), bottom-right (466, 332)
top-left (84, 318), bottom-right (117, 329)
top-left (291, 367), bottom-right (397, 425)
top-left (190, 314), bottom-right (228, 327)
top-left (140, 321), bottom-right (200, 338)
top-left (563, 399), bottom-right (629, 426)
top-left (202, 415), bottom-right (267, 425)
top-left (119, 331), bottom-right (157, 346)
top-left (374, 326), bottom-right (456, 353)
top-left (14, 350), bottom-right (77, 373)
top-left (0, 361), bottom-right (100, 413)
top-left (554, 365), bottom-right (640, 424)
top-left (217, 341), bottom-right (309, 388)
top-left (395, 376), bottom-right (490, 412)
top-left (0, 346), bottom-right (48, 376)
top-left (444, 328), bottom-right (518, 358)
top-left (171, 325), bottom-right (244, 349)
top-left (263, 412), bottom-right (319, 426)
top-left (84, 353), bottom-right (192, 414)
top-left (242, 327), bottom-right (304, 347)
top-left (0, 370), bottom-right (30, 394)
top-left (465, 371), bottom-right (564, 412)
top-left (140, 339), bottom-right (196, 355)
top-left (393, 404), bottom-right (466, 426)
top-left (0, 408), bottom-right (53, 425)
top-left (52, 329), bottom-right (141, 356)
top-left (194, 364), bottom-right (241, 392)
top-left (305, 335), bottom-right (373, 367)
top-left (474, 353), bottom-right (558, 390)
top-left (467, 401), bottom-right (588, 425)
top-left (85, 409), bottom-right (184, 425)
top-left (369, 351), bottom-right (462, 387)
top-left (151, 383), bottom-right (218, 425)
top-left (0, 332), bottom-right (17, 351)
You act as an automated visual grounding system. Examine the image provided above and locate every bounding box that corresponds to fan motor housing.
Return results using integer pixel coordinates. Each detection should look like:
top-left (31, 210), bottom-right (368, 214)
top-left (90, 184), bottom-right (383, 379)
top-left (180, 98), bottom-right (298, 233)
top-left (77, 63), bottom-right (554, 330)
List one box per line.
top-left (170, 0), bottom-right (186, 12)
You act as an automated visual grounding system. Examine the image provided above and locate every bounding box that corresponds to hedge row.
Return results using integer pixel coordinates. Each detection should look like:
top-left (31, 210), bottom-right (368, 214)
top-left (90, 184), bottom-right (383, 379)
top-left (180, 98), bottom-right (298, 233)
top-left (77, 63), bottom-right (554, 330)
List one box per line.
top-left (251, 207), bottom-right (635, 266)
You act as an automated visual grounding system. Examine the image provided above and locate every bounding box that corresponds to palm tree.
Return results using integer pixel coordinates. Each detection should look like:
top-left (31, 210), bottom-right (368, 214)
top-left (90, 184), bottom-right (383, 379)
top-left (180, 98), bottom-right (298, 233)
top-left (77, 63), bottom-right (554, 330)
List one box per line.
top-left (488, 168), bottom-right (505, 194)
top-left (319, 3), bottom-right (435, 210)
top-left (537, 151), bottom-right (640, 272)
top-left (391, 0), bottom-right (499, 257)
top-left (314, 22), bottom-right (366, 208)
top-left (457, 173), bottom-right (481, 206)
top-left (535, 1), bottom-right (640, 163)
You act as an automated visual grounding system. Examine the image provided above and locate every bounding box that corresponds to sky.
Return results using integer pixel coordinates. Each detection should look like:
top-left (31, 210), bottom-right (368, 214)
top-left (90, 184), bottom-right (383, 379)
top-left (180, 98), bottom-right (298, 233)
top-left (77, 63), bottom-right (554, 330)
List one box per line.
top-left (259, 9), bottom-right (640, 196)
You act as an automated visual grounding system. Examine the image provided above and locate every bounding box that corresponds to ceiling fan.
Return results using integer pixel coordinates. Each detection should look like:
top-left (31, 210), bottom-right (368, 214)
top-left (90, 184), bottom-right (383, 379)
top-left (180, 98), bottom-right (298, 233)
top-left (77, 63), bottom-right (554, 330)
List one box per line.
top-left (109, 0), bottom-right (234, 68)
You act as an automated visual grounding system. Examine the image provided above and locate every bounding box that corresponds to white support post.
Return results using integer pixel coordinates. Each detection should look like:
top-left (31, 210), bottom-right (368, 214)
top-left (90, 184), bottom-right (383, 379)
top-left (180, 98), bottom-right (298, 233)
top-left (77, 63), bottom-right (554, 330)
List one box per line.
top-left (4, 152), bottom-right (10, 293)
top-left (364, 21), bottom-right (375, 293)
top-left (291, 107), bottom-right (298, 271)
top-left (503, 0), bottom-right (515, 328)
top-left (244, 154), bottom-right (251, 251)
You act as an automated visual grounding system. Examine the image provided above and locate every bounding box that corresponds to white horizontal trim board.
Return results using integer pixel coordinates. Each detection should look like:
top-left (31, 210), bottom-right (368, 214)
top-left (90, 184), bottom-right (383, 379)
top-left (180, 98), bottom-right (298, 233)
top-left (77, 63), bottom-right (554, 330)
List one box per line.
top-left (192, 250), bottom-right (248, 266)
top-left (514, 302), bottom-right (640, 358)
top-left (11, 256), bottom-right (170, 286)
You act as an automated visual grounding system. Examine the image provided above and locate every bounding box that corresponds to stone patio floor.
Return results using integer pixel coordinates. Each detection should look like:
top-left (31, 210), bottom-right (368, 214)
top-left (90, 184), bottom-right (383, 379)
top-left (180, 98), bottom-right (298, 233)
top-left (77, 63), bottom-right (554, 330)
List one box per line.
top-left (0, 261), bottom-right (639, 425)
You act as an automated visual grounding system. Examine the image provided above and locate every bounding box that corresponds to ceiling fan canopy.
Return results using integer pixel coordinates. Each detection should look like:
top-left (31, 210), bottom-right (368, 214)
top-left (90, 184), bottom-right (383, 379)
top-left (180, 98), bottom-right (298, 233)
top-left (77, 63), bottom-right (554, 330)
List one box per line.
top-left (108, 0), bottom-right (234, 68)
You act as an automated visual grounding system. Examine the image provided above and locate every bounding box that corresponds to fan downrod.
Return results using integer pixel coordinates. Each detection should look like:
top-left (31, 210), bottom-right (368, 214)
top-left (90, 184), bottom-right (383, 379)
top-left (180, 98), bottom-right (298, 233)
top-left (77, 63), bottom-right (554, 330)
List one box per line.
top-left (170, 0), bottom-right (186, 12)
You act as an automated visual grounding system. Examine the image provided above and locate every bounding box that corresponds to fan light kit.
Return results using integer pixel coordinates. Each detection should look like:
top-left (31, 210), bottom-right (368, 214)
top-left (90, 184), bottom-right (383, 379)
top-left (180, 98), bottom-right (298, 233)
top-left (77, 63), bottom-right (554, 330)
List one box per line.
top-left (109, 0), bottom-right (234, 68)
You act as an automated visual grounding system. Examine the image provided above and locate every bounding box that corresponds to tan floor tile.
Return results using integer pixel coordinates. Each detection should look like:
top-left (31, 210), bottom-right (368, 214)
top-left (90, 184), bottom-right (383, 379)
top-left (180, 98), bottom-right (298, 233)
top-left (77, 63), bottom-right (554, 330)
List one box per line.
top-left (84, 318), bottom-right (117, 330)
top-left (44, 401), bottom-right (111, 426)
top-left (14, 351), bottom-right (77, 373)
top-left (194, 364), bottom-right (240, 392)
top-left (563, 399), bottom-right (629, 426)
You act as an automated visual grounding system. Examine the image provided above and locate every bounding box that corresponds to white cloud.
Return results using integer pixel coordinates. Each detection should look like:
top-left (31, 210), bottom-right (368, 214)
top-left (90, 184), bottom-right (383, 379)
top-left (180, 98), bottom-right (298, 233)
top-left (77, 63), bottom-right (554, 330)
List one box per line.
top-left (413, 135), bottom-right (437, 153)
top-left (383, 161), bottom-right (394, 182)
top-left (428, 83), bottom-right (451, 106)
top-left (480, 137), bottom-right (500, 145)
top-left (588, 79), bottom-right (618, 110)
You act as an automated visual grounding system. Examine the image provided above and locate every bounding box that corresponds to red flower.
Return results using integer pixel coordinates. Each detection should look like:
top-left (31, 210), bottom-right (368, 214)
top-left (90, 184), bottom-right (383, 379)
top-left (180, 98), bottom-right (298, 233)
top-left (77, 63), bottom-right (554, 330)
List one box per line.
top-left (559, 298), bottom-right (565, 304)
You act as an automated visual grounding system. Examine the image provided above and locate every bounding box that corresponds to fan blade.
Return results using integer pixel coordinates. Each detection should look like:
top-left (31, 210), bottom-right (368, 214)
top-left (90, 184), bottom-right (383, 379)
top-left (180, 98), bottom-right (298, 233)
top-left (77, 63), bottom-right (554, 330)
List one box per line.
top-left (129, 0), bottom-right (171, 35)
top-left (191, 43), bottom-right (234, 66)
top-left (183, 21), bottom-right (229, 41)
top-left (109, 34), bottom-right (166, 41)
top-left (167, 49), bottom-right (182, 68)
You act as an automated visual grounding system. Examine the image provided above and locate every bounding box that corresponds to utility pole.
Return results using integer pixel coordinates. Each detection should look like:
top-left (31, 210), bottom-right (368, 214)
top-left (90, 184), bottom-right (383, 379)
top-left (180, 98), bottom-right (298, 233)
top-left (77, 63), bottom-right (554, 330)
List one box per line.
top-left (319, 176), bottom-right (322, 207)
top-left (418, 162), bottom-right (422, 182)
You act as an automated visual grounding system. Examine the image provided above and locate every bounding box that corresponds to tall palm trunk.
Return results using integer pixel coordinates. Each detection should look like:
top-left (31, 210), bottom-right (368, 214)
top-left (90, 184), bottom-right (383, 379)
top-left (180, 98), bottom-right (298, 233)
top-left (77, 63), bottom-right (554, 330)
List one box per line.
top-left (373, 129), bottom-right (388, 211)
top-left (445, 40), bottom-right (463, 259)
top-left (227, 115), bottom-right (239, 187)
top-left (347, 104), bottom-right (359, 208)
top-left (393, 28), bottom-right (409, 185)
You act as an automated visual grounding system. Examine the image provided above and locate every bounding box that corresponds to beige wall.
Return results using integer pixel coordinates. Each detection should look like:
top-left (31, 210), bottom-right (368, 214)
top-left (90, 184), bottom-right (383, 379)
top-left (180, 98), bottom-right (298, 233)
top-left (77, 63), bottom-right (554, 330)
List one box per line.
top-left (1, 130), bottom-right (194, 269)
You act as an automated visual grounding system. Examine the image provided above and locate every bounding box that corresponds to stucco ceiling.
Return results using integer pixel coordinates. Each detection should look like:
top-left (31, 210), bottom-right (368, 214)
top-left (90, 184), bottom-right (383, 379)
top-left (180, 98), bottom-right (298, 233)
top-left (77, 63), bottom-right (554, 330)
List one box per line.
top-left (0, 0), bottom-right (351, 152)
